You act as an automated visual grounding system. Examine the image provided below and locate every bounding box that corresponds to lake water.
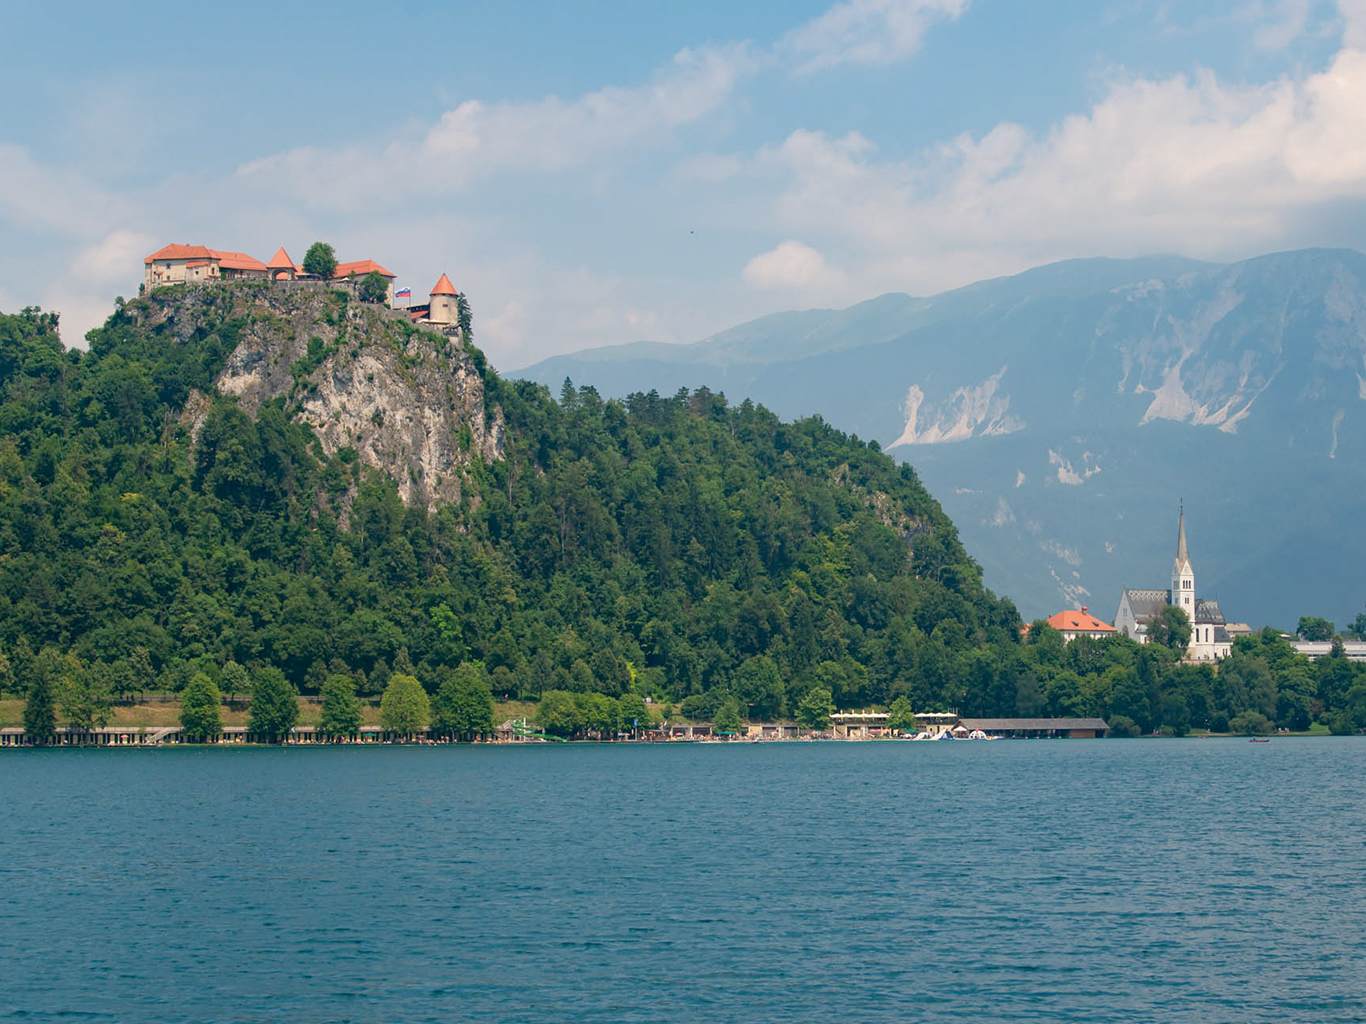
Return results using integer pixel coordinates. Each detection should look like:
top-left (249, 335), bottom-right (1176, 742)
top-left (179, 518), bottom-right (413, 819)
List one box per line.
top-left (2, 739), bottom-right (1365, 1023)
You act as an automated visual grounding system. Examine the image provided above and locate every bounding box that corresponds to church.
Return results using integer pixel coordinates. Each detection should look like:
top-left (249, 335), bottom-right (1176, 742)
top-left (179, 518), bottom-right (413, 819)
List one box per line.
top-left (1113, 508), bottom-right (1233, 661)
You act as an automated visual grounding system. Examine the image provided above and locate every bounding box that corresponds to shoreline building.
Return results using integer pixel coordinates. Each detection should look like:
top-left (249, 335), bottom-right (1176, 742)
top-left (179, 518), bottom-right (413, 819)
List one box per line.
top-left (1114, 507), bottom-right (1232, 661)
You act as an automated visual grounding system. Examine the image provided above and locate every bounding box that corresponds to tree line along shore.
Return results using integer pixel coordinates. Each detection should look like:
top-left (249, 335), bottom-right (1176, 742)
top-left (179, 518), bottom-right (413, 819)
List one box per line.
top-left (3, 296), bottom-right (1366, 747)
top-left (5, 629), bottom-right (1364, 745)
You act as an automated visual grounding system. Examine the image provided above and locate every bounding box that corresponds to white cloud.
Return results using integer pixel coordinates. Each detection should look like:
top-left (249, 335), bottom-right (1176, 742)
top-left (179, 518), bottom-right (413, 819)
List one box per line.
top-left (1252, 0), bottom-right (1314, 49)
top-left (0, 144), bottom-right (128, 236)
top-left (785, 0), bottom-right (969, 72)
top-left (236, 43), bottom-right (756, 209)
top-left (742, 240), bottom-right (843, 290)
top-left (72, 230), bottom-right (156, 286)
top-left (744, 41), bottom-right (1366, 296)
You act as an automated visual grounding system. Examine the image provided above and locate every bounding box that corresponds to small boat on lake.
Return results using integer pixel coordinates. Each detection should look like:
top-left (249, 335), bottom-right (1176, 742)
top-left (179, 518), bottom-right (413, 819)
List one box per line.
top-left (1248, 737), bottom-right (1271, 743)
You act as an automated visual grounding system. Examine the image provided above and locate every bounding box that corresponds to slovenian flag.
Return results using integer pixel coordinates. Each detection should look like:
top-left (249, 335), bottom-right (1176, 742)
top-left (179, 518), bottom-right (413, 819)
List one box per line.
top-left (395, 287), bottom-right (411, 300)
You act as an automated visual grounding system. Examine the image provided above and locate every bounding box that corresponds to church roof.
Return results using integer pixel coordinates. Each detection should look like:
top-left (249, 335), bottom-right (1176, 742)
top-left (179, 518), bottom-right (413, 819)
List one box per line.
top-left (1045, 607), bottom-right (1115, 634)
top-left (1194, 598), bottom-right (1225, 625)
top-left (430, 273), bottom-right (458, 296)
top-left (1122, 589), bottom-right (1171, 624)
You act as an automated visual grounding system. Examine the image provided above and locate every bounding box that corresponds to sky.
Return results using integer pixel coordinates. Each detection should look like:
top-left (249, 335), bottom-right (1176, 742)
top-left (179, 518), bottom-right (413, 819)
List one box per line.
top-left (2, 0), bottom-right (1365, 371)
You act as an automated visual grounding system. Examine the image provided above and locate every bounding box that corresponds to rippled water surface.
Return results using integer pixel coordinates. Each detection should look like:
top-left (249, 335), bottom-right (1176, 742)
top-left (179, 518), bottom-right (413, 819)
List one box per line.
top-left (3, 739), bottom-right (1365, 1022)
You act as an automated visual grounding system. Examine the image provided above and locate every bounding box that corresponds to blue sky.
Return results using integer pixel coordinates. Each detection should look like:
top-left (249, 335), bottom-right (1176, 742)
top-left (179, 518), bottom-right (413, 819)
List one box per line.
top-left (1, 0), bottom-right (1363, 369)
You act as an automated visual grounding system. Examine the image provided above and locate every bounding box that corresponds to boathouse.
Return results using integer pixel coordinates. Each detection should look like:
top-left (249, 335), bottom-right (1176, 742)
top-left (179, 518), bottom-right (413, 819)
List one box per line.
top-left (957, 717), bottom-right (1110, 739)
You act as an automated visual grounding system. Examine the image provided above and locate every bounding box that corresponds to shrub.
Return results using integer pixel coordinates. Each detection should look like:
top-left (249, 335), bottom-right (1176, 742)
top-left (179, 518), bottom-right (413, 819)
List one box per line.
top-left (1107, 715), bottom-right (1140, 737)
top-left (1229, 710), bottom-right (1272, 735)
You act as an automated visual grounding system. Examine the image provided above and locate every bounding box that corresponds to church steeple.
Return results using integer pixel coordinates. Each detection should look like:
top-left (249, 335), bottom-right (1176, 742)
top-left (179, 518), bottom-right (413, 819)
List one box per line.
top-left (1175, 503), bottom-right (1191, 572)
top-left (1171, 502), bottom-right (1195, 616)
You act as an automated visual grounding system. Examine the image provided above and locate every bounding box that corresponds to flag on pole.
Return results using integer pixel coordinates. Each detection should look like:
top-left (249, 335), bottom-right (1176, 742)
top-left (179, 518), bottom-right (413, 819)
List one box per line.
top-left (395, 287), bottom-right (411, 300)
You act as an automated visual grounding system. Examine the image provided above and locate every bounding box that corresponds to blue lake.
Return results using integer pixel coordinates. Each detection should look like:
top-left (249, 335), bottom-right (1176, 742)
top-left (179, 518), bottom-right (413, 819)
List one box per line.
top-left (2, 739), bottom-right (1365, 1023)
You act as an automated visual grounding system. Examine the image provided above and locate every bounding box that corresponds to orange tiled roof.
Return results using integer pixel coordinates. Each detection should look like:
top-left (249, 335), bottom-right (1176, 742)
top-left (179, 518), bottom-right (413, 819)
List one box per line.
top-left (430, 273), bottom-right (458, 296)
top-left (145, 243), bottom-right (214, 264)
top-left (333, 259), bottom-right (395, 279)
top-left (184, 261), bottom-right (209, 269)
top-left (266, 247), bottom-right (295, 269)
top-left (210, 250), bottom-right (268, 272)
top-left (1045, 608), bottom-right (1116, 634)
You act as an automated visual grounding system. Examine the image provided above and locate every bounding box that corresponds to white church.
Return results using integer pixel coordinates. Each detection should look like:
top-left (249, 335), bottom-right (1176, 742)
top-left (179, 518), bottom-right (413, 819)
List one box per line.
top-left (1114, 507), bottom-right (1233, 661)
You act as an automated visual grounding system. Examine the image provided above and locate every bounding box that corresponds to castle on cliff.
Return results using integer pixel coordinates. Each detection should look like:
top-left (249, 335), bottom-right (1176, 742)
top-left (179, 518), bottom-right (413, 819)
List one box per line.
top-left (142, 243), bottom-right (463, 328)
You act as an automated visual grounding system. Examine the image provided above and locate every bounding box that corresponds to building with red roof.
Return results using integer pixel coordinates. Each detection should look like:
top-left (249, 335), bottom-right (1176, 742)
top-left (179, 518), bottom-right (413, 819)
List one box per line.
top-left (1043, 606), bottom-right (1116, 642)
top-left (266, 247), bottom-right (298, 281)
top-left (142, 243), bottom-right (436, 316)
top-left (427, 274), bottom-right (459, 325)
top-left (144, 244), bottom-right (268, 289)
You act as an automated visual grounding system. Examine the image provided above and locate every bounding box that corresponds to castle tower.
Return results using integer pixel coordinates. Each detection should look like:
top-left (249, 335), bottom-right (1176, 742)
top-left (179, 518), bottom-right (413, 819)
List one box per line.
top-left (429, 274), bottom-right (459, 325)
top-left (1171, 504), bottom-right (1195, 617)
top-left (267, 247), bottom-right (297, 281)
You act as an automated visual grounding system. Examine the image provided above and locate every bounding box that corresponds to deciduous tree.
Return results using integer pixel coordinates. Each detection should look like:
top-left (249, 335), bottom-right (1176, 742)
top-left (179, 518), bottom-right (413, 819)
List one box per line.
top-left (886, 695), bottom-right (917, 734)
top-left (713, 695), bottom-right (744, 734)
top-left (249, 667), bottom-right (299, 742)
top-left (1297, 615), bottom-right (1335, 642)
top-left (380, 672), bottom-right (430, 737)
top-left (302, 242), bottom-right (337, 280)
top-left (320, 673), bottom-right (363, 740)
top-left (795, 687), bottom-right (833, 730)
top-left (358, 271), bottom-right (389, 304)
top-left (180, 672), bottom-right (223, 742)
top-left (431, 662), bottom-right (494, 740)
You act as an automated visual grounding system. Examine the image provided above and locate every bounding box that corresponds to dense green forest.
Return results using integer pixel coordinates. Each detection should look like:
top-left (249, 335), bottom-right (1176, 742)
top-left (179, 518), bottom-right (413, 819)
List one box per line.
top-left (2, 291), bottom-right (1365, 738)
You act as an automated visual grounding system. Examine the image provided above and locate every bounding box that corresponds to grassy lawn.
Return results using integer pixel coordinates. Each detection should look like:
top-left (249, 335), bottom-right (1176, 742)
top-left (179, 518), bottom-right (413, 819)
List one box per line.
top-left (0, 698), bottom-right (384, 730)
top-left (493, 700), bottom-right (537, 724)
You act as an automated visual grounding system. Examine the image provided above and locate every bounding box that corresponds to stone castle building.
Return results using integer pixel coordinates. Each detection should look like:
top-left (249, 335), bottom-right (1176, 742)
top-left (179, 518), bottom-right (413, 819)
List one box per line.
top-left (142, 243), bottom-right (463, 326)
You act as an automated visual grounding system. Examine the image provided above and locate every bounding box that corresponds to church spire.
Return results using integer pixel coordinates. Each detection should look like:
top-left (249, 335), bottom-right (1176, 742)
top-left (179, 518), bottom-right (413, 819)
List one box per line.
top-left (1171, 501), bottom-right (1195, 616)
top-left (1176, 501), bottom-right (1190, 570)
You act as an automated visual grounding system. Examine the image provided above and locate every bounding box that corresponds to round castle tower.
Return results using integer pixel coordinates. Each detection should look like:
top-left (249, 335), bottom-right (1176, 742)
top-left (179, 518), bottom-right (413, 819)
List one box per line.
top-left (429, 274), bottom-right (459, 325)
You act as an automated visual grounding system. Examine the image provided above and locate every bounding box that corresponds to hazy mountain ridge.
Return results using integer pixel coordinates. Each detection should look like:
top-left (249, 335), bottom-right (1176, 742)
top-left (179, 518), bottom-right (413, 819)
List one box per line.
top-left (515, 248), bottom-right (1366, 627)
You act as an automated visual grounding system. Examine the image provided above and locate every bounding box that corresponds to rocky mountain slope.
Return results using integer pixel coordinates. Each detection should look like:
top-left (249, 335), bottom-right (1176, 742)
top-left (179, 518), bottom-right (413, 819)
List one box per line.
top-left (513, 249), bottom-right (1366, 628)
top-left (136, 282), bottom-right (503, 507)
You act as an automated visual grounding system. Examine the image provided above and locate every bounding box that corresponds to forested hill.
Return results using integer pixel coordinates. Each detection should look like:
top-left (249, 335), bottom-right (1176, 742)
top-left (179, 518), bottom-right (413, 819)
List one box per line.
top-left (0, 288), bottom-right (1020, 716)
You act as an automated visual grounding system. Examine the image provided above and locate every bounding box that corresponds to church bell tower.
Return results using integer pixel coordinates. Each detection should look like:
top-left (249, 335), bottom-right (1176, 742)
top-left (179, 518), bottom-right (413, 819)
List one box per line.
top-left (1171, 503), bottom-right (1195, 617)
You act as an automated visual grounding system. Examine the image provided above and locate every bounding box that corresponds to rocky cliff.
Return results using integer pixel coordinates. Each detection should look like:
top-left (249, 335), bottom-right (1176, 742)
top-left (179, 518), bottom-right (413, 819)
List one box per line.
top-left (138, 281), bottom-right (503, 507)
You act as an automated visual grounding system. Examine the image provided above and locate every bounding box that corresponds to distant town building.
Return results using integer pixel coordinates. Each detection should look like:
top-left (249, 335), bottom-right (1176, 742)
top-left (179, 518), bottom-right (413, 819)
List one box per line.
top-left (1114, 507), bottom-right (1232, 661)
top-left (1289, 640), bottom-right (1366, 662)
top-left (1042, 606), bottom-right (1116, 642)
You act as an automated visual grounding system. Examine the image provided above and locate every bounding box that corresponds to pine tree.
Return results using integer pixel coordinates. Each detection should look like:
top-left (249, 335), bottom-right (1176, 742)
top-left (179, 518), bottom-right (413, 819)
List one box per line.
top-left (23, 672), bottom-right (57, 745)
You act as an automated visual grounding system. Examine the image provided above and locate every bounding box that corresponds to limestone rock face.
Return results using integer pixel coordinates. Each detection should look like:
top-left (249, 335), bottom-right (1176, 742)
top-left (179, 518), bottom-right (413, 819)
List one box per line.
top-left (146, 282), bottom-right (503, 507)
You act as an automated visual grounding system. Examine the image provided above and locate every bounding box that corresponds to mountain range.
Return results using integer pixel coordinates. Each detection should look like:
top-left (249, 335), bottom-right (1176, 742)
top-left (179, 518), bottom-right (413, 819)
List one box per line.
top-left (513, 248), bottom-right (1366, 629)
